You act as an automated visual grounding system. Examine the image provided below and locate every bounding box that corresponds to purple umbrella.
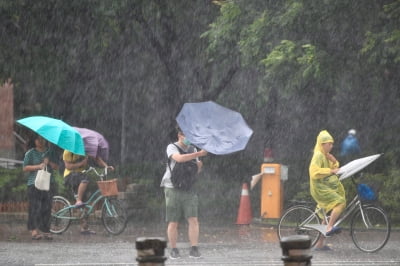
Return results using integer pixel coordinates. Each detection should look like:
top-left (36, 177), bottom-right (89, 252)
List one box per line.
top-left (73, 127), bottom-right (109, 161)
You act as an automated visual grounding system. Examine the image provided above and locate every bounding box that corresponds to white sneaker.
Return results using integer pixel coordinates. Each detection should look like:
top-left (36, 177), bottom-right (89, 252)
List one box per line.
top-left (169, 248), bottom-right (181, 259)
top-left (189, 246), bottom-right (201, 258)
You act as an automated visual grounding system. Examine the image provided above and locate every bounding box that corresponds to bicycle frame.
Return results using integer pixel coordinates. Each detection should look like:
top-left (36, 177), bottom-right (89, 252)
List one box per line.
top-left (333, 175), bottom-right (377, 229)
top-left (332, 194), bottom-right (360, 228)
top-left (52, 189), bottom-right (107, 220)
top-left (302, 180), bottom-right (370, 235)
top-left (51, 167), bottom-right (128, 235)
top-left (52, 166), bottom-right (113, 220)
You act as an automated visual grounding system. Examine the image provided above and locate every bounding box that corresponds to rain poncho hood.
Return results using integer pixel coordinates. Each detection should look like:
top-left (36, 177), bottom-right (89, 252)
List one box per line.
top-left (313, 130), bottom-right (334, 154)
top-left (309, 130), bottom-right (345, 213)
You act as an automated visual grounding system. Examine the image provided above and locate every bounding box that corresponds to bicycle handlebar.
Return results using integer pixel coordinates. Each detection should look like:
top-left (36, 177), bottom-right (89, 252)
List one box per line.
top-left (82, 166), bottom-right (108, 179)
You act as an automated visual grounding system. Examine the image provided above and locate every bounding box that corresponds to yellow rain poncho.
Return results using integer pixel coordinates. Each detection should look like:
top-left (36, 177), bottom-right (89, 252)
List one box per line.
top-left (309, 130), bottom-right (346, 213)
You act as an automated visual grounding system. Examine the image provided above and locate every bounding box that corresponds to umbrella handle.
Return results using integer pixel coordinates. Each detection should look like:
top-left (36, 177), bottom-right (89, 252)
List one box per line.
top-left (194, 147), bottom-right (200, 162)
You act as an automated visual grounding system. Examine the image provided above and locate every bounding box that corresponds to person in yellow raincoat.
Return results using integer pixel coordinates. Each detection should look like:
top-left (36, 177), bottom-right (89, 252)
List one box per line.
top-left (309, 130), bottom-right (346, 250)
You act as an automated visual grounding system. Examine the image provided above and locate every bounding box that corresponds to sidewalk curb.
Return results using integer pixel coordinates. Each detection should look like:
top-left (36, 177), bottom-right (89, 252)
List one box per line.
top-left (0, 212), bottom-right (27, 223)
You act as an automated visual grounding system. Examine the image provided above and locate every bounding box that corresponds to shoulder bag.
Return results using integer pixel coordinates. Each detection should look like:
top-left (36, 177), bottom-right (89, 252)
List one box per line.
top-left (35, 165), bottom-right (51, 191)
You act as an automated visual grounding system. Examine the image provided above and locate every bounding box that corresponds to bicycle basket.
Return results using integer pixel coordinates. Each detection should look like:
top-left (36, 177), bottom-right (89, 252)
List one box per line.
top-left (357, 183), bottom-right (376, 201)
top-left (97, 179), bottom-right (119, 197)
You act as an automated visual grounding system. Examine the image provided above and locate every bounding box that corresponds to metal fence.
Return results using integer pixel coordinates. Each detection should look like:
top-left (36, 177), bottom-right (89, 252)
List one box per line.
top-left (0, 157), bottom-right (23, 169)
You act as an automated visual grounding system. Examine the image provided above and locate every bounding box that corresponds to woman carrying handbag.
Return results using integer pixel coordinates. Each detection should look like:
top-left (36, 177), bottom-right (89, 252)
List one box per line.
top-left (23, 134), bottom-right (59, 240)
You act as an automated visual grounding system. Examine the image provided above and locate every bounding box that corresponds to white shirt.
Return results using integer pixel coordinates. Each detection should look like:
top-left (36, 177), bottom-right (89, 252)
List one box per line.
top-left (160, 142), bottom-right (195, 188)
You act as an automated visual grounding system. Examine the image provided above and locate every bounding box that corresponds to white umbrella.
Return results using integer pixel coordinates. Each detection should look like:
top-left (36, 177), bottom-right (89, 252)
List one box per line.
top-left (338, 154), bottom-right (382, 180)
top-left (176, 101), bottom-right (253, 155)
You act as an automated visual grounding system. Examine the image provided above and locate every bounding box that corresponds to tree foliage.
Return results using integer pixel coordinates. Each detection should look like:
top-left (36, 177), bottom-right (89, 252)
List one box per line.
top-left (202, 0), bottom-right (400, 213)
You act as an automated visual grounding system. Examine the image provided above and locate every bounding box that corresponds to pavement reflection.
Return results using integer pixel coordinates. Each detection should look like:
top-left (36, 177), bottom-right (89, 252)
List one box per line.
top-left (1, 217), bottom-right (400, 266)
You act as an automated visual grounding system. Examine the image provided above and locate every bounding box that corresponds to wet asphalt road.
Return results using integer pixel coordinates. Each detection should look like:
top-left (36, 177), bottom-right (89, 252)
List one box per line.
top-left (1, 219), bottom-right (400, 266)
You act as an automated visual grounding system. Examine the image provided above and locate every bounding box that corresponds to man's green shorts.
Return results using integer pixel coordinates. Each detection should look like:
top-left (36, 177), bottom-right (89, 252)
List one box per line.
top-left (164, 187), bottom-right (198, 222)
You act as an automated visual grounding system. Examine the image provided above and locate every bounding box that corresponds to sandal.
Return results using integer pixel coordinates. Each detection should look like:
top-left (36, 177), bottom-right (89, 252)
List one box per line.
top-left (314, 245), bottom-right (333, 251)
top-left (43, 233), bottom-right (53, 240)
top-left (80, 229), bottom-right (96, 235)
top-left (326, 226), bottom-right (342, 236)
top-left (32, 234), bottom-right (42, 240)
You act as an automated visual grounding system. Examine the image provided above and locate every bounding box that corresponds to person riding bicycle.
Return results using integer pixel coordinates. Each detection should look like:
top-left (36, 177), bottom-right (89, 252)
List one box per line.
top-left (309, 130), bottom-right (346, 251)
top-left (63, 150), bottom-right (114, 235)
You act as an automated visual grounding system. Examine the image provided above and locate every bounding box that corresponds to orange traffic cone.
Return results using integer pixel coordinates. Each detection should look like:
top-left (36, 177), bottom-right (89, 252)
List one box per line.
top-left (236, 183), bottom-right (252, 225)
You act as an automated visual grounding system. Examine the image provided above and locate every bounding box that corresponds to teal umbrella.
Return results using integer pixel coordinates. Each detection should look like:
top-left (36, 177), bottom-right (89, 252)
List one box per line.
top-left (17, 116), bottom-right (85, 155)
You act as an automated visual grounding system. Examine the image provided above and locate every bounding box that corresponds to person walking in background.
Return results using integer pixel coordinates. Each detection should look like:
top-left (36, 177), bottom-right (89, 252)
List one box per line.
top-left (23, 134), bottom-right (59, 240)
top-left (340, 129), bottom-right (361, 162)
top-left (160, 126), bottom-right (208, 259)
top-left (309, 130), bottom-right (346, 251)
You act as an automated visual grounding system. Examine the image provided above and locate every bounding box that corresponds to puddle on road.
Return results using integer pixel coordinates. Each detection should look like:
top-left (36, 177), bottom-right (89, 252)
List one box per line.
top-left (201, 225), bottom-right (279, 244)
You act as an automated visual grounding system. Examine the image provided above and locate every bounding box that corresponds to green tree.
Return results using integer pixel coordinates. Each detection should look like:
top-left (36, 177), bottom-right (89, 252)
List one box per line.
top-left (202, 0), bottom-right (400, 210)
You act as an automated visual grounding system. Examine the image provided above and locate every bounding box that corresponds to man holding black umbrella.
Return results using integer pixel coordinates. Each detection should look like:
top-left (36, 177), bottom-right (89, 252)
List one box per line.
top-left (160, 127), bottom-right (208, 259)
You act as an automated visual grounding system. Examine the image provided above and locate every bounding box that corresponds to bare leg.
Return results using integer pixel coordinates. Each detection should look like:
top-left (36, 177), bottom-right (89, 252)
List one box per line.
top-left (326, 203), bottom-right (345, 232)
top-left (187, 217), bottom-right (199, 246)
top-left (167, 222), bottom-right (179, 248)
top-left (76, 182), bottom-right (88, 204)
top-left (316, 203), bottom-right (345, 248)
top-left (315, 219), bottom-right (326, 248)
top-left (81, 218), bottom-right (88, 231)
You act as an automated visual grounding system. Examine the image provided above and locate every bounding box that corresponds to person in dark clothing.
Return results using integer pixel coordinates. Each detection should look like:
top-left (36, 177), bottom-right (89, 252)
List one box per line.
top-left (23, 134), bottom-right (59, 240)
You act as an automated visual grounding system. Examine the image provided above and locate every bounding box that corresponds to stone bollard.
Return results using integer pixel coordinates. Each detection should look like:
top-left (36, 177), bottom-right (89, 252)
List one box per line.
top-left (280, 235), bottom-right (312, 266)
top-left (136, 237), bottom-right (167, 266)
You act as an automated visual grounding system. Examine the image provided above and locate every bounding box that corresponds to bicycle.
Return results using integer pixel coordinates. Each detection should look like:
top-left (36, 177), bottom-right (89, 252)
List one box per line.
top-left (50, 167), bottom-right (128, 235)
top-left (277, 162), bottom-right (390, 253)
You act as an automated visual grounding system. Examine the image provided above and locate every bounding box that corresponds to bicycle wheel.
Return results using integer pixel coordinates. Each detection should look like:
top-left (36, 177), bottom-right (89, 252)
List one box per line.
top-left (351, 205), bottom-right (390, 253)
top-left (101, 198), bottom-right (127, 235)
top-left (278, 205), bottom-right (321, 247)
top-left (50, 196), bottom-right (72, 234)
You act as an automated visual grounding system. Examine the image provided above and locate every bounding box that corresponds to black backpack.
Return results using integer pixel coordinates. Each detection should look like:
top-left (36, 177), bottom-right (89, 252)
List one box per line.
top-left (167, 144), bottom-right (198, 191)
